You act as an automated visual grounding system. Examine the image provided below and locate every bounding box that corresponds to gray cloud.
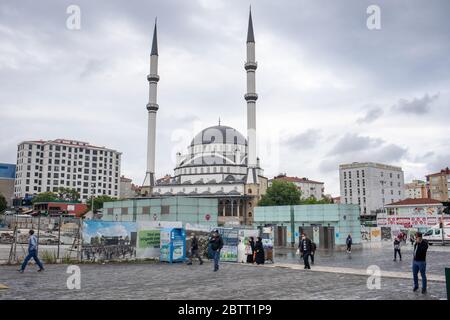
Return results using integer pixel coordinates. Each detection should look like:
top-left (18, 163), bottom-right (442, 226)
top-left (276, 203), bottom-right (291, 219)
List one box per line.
top-left (0, 0), bottom-right (449, 197)
top-left (284, 129), bottom-right (321, 150)
top-left (392, 93), bottom-right (439, 115)
top-left (328, 133), bottom-right (384, 155)
top-left (356, 107), bottom-right (383, 124)
top-left (320, 134), bottom-right (407, 173)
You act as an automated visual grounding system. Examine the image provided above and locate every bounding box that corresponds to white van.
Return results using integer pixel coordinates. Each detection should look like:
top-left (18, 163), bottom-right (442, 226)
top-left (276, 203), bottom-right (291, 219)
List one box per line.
top-left (423, 223), bottom-right (450, 245)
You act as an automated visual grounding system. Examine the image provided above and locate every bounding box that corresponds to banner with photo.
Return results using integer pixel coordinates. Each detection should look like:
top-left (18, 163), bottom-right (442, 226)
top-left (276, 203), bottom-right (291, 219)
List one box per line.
top-left (82, 220), bottom-right (137, 261)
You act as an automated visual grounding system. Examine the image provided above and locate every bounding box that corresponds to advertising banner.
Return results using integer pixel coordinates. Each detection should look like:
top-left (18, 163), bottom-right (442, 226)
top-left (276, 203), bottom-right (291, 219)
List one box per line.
top-left (82, 220), bottom-right (137, 261)
top-left (370, 227), bottom-right (381, 242)
top-left (136, 221), bottom-right (182, 259)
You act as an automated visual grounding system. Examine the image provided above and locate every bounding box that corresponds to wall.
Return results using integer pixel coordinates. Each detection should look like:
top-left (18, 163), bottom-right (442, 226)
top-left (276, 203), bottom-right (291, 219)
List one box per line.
top-left (102, 196), bottom-right (218, 227)
top-left (254, 204), bottom-right (361, 247)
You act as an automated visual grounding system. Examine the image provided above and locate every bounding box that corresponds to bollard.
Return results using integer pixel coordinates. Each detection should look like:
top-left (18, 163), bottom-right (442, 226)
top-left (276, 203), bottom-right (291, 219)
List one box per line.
top-left (446, 268), bottom-right (450, 300)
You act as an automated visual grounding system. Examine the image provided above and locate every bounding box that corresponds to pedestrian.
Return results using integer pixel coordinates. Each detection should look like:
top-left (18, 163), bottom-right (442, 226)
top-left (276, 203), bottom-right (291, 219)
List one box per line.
top-left (187, 233), bottom-right (203, 265)
top-left (410, 234), bottom-right (415, 246)
top-left (299, 233), bottom-right (312, 269)
top-left (246, 236), bottom-right (255, 263)
top-left (18, 230), bottom-right (44, 273)
top-left (346, 234), bottom-right (352, 253)
top-left (412, 232), bottom-right (429, 294)
top-left (209, 229), bottom-right (223, 272)
top-left (393, 237), bottom-right (402, 261)
top-left (254, 237), bottom-right (265, 265)
top-left (310, 241), bottom-right (317, 265)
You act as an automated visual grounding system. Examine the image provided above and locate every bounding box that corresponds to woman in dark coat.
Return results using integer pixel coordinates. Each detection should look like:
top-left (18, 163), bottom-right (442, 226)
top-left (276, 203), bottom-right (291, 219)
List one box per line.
top-left (246, 237), bottom-right (255, 263)
top-left (254, 237), bottom-right (265, 265)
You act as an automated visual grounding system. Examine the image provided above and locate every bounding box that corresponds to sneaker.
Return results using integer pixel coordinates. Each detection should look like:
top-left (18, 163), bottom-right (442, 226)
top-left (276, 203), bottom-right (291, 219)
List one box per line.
top-left (186, 262), bottom-right (192, 265)
top-left (18, 269), bottom-right (24, 273)
top-left (421, 288), bottom-right (427, 294)
top-left (413, 287), bottom-right (419, 292)
top-left (37, 268), bottom-right (44, 272)
top-left (393, 259), bottom-right (396, 262)
top-left (199, 261), bottom-right (203, 265)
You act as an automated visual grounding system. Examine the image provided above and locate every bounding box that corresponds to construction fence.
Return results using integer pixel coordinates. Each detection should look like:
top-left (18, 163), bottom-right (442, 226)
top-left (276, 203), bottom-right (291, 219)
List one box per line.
top-left (0, 215), bottom-right (82, 264)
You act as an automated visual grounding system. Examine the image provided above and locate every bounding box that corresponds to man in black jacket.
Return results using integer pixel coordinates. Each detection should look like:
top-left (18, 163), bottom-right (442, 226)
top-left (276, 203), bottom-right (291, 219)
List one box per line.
top-left (299, 233), bottom-right (312, 269)
top-left (412, 232), bottom-right (429, 294)
top-left (209, 230), bottom-right (224, 272)
top-left (187, 233), bottom-right (203, 265)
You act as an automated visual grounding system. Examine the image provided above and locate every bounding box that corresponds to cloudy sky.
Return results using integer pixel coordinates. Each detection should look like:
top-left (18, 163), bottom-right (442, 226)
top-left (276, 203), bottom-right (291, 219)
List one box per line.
top-left (1, 0), bottom-right (449, 196)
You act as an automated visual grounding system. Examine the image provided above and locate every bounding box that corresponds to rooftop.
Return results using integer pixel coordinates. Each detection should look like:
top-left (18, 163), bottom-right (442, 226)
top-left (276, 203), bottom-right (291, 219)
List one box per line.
top-left (271, 175), bottom-right (324, 185)
top-left (426, 167), bottom-right (450, 177)
top-left (384, 198), bottom-right (443, 207)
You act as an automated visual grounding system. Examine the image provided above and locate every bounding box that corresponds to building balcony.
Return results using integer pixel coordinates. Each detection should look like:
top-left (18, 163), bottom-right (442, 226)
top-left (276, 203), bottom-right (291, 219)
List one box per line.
top-left (244, 93), bottom-right (258, 101)
top-left (147, 74), bottom-right (160, 82)
top-left (244, 61), bottom-right (257, 70)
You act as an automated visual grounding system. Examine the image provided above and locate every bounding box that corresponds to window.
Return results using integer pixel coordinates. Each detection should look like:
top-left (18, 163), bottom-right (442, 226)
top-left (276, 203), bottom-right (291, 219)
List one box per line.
top-left (142, 207), bottom-right (150, 214)
top-left (161, 205), bottom-right (170, 215)
top-left (121, 208), bottom-right (128, 215)
top-left (107, 208), bottom-right (113, 215)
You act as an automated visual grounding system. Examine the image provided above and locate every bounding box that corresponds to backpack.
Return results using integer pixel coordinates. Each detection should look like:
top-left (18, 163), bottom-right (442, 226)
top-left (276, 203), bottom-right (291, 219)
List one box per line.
top-left (311, 242), bottom-right (317, 251)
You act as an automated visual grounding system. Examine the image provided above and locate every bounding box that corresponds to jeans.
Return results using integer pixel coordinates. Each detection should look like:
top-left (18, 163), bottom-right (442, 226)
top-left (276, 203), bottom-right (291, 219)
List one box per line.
top-left (412, 260), bottom-right (427, 290)
top-left (310, 252), bottom-right (315, 264)
top-left (302, 253), bottom-right (311, 269)
top-left (394, 249), bottom-right (402, 260)
top-left (213, 250), bottom-right (220, 270)
top-left (20, 250), bottom-right (44, 271)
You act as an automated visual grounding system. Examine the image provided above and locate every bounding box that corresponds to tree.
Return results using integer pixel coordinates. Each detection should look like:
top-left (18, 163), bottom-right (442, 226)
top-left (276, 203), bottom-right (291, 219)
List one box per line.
top-left (86, 195), bottom-right (117, 212)
top-left (57, 187), bottom-right (80, 202)
top-left (0, 193), bottom-right (7, 213)
top-left (258, 180), bottom-right (302, 206)
top-left (32, 192), bottom-right (59, 204)
top-left (300, 195), bottom-right (334, 205)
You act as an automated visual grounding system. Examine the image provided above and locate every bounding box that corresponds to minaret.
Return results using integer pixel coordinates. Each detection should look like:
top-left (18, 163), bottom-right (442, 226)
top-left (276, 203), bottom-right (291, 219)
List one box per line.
top-left (143, 19), bottom-right (159, 192)
top-left (245, 8), bottom-right (259, 184)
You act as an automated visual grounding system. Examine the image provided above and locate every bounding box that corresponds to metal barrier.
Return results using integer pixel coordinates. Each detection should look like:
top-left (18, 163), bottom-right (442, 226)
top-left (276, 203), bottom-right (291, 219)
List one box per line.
top-left (0, 215), bottom-right (82, 264)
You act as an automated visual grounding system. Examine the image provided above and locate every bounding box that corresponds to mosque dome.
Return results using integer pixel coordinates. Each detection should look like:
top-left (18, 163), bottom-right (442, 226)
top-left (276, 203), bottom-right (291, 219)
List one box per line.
top-left (190, 125), bottom-right (247, 147)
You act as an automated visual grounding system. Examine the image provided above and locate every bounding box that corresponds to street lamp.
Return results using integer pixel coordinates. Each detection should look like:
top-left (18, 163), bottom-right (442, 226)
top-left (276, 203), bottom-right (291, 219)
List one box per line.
top-left (91, 183), bottom-right (96, 216)
top-left (439, 207), bottom-right (445, 246)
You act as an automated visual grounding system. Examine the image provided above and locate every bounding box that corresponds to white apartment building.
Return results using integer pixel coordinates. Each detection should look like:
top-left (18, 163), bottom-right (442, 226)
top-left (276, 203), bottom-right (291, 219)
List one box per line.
top-left (339, 162), bottom-right (404, 220)
top-left (404, 180), bottom-right (428, 199)
top-left (270, 174), bottom-right (325, 200)
top-left (14, 139), bottom-right (121, 202)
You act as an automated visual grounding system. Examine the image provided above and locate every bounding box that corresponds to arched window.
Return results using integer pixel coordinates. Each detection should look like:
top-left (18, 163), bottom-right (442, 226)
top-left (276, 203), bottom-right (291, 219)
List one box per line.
top-left (248, 188), bottom-right (252, 194)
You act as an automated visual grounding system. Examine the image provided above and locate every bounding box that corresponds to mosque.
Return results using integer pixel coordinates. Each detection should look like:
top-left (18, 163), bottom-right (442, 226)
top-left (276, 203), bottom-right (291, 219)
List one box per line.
top-left (140, 10), bottom-right (268, 226)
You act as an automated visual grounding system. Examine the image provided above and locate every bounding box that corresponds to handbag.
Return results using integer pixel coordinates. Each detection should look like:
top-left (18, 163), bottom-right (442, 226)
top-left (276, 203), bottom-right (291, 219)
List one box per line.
top-left (244, 245), bottom-right (252, 255)
top-left (295, 248), bottom-right (300, 255)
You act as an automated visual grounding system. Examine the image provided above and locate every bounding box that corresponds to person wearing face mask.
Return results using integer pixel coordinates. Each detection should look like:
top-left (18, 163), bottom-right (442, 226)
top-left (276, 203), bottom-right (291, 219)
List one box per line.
top-left (299, 233), bottom-right (312, 269)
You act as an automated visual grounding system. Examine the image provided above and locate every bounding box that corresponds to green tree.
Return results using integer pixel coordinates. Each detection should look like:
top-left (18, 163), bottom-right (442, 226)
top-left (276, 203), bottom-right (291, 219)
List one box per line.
top-left (0, 193), bottom-right (7, 213)
top-left (258, 180), bottom-right (302, 206)
top-left (32, 192), bottom-right (59, 204)
top-left (299, 195), bottom-right (334, 205)
top-left (57, 187), bottom-right (80, 202)
top-left (86, 195), bottom-right (117, 212)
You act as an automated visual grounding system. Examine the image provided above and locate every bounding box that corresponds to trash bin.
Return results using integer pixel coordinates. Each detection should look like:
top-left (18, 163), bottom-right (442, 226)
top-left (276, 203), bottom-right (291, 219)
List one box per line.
top-left (446, 267), bottom-right (450, 300)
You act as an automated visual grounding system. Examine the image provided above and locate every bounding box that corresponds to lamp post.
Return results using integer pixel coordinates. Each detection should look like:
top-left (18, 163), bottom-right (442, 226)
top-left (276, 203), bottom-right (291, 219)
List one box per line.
top-left (440, 207), bottom-right (445, 246)
top-left (91, 183), bottom-right (95, 217)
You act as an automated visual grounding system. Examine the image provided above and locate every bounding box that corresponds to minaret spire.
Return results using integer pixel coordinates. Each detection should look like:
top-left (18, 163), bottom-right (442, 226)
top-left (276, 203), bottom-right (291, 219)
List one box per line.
top-left (151, 18), bottom-right (158, 56)
top-left (143, 18), bottom-right (160, 194)
top-left (244, 7), bottom-right (259, 185)
top-left (247, 7), bottom-right (255, 43)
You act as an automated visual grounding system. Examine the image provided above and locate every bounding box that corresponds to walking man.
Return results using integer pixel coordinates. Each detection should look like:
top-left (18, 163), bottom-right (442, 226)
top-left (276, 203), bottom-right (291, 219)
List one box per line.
top-left (209, 229), bottom-right (223, 272)
top-left (346, 234), bottom-right (353, 253)
top-left (187, 233), bottom-right (203, 265)
top-left (299, 233), bottom-right (312, 269)
top-left (412, 232), bottom-right (429, 294)
top-left (18, 230), bottom-right (44, 273)
top-left (393, 237), bottom-right (402, 261)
